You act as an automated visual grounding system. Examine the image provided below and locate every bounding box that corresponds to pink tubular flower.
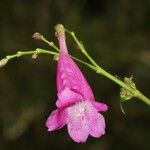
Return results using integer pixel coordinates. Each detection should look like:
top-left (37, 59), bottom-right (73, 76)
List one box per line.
top-left (46, 24), bottom-right (108, 143)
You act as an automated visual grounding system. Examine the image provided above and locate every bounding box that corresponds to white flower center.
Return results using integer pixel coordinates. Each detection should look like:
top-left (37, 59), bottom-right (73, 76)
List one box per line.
top-left (76, 101), bottom-right (86, 118)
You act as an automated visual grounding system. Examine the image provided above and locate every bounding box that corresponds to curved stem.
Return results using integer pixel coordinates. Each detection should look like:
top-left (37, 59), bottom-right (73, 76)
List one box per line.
top-left (66, 28), bottom-right (150, 106)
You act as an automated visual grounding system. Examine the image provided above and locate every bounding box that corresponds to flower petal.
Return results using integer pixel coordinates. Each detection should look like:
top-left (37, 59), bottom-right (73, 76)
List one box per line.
top-left (67, 120), bottom-right (89, 143)
top-left (89, 113), bottom-right (106, 138)
top-left (66, 102), bottom-right (89, 143)
top-left (81, 101), bottom-right (106, 138)
top-left (45, 108), bottom-right (67, 131)
top-left (92, 101), bottom-right (108, 112)
top-left (56, 87), bottom-right (83, 108)
top-left (57, 52), bottom-right (95, 101)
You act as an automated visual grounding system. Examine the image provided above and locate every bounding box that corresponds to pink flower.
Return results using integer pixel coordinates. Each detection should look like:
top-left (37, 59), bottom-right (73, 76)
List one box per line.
top-left (46, 24), bottom-right (108, 143)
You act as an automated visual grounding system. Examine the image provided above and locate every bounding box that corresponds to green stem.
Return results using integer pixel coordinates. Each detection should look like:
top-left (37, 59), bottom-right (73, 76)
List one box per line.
top-left (66, 28), bottom-right (150, 106)
top-left (5, 48), bottom-right (58, 61)
top-left (37, 34), bottom-right (96, 71)
top-left (97, 67), bottom-right (150, 105)
top-left (66, 30), bottom-right (98, 67)
top-left (1, 48), bottom-right (96, 72)
top-left (41, 37), bottom-right (59, 52)
top-left (71, 56), bottom-right (96, 71)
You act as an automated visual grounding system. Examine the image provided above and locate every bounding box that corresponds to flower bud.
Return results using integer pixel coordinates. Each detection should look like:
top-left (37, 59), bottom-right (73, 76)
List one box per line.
top-left (32, 32), bottom-right (43, 40)
top-left (0, 58), bottom-right (8, 67)
top-left (32, 53), bottom-right (38, 59)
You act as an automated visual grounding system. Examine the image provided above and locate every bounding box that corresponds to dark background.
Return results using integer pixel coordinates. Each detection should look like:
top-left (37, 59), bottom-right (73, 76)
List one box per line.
top-left (0, 0), bottom-right (150, 150)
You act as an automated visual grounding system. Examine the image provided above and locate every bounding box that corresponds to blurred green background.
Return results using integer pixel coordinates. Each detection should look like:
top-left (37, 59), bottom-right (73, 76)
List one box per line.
top-left (0, 0), bottom-right (150, 150)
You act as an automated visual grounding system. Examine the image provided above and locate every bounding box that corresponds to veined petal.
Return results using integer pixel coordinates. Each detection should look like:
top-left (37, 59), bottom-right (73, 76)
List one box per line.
top-left (66, 102), bottom-right (89, 143)
top-left (56, 87), bottom-right (83, 108)
top-left (80, 101), bottom-right (106, 138)
top-left (89, 113), bottom-right (105, 138)
top-left (67, 120), bottom-right (89, 143)
top-left (45, 108), bottom-right (67, 131)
